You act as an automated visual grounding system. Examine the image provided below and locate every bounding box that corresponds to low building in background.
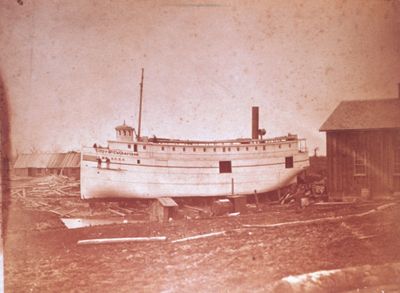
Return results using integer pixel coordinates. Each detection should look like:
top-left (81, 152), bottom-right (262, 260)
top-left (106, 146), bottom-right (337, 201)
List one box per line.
top-left (13, 152), bottom-right (80, 179)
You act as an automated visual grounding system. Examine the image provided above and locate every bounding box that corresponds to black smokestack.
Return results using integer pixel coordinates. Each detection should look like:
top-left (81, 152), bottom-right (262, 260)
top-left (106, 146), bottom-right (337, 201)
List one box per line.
top-left (252, 106), bottom-right (259, 139)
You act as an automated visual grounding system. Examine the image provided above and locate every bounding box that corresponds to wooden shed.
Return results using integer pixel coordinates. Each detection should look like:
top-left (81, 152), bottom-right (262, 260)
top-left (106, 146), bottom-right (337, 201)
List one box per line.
top-left (149, 197), bottom-right (178, 222)
top-left (320, 98), bottom-right (400, 198)
top-left (13, 152), bottom-right (80, 179)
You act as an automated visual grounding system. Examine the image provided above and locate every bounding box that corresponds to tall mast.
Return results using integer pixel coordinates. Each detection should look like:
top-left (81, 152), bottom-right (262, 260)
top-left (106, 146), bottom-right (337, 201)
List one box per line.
top-left (137, 68), bottom-right (144, 140)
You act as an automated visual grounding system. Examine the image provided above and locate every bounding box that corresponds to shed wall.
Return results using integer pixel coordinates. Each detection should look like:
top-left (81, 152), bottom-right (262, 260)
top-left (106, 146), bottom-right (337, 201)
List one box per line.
top-left (326, 129), bottom-right (400, 197)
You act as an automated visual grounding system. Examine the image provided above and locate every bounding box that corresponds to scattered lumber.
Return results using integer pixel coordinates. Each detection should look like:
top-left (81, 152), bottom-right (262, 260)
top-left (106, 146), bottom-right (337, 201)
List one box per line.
top-left (108, 208), bottom-right (126, 217)
top-left (358, 235), bottom-right (377, 240)
top-left (228, 212), bottom-right (240, 217)
top-left (49, 209), bottom-right (63, 216)
top-left (243, 203), bottom-right (397, 229)
top-left (11, 190), bottom-right (22, 198)
top-left (77, 236), bottom-right (167, 245)
top-left (115, 207), bottom-right (134, 214)
top-left (279, 193), bottom-right (294, 205)
top-left (37, 201), bottom-right (49, 207)
top-left (313, 202), bottom-right (354, 206)
top-left (11, 189), bottom-right (23, 195)
top-left (172, 231), bottom-right (226, 243)
top-left (61, 208), bottom-right (77, 217)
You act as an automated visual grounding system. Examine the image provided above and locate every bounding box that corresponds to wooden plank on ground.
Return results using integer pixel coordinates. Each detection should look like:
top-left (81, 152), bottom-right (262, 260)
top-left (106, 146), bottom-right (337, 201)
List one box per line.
top-left (172, 231), bottom-right (226, 243)
top-left (77, 236), bottom-right (167, 245)
top-left (242, 203), bottom-right (397, 229)
top-left (108, 208), bottom-right (126, 217)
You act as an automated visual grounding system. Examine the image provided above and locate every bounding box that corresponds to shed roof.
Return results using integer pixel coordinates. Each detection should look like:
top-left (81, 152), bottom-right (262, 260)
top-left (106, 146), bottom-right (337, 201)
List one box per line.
top-left (157, 197), bottom-right (178, 207)
top-left (14, 152), bottom-right (80, 169)
top-left (320, 98), bottom-right (400, 131)
top-left (61, 152), bottom-right (80, 168)
top-left (14, 153), bottom-right (53, 168)
top-left (47, 153), bottom-right (67, 168)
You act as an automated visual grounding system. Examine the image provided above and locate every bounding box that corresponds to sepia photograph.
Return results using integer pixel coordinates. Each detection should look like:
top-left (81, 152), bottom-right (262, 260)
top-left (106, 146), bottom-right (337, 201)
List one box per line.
top-left (1, 0), bottom-right (400, 292)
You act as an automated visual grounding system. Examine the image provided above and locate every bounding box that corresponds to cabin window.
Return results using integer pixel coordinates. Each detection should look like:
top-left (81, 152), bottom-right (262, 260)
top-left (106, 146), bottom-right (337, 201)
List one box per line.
top-left (279, 144), bottom-right (281, 149)
top-left (161, 146), bottom-right (165, 151)
top-left (193, 148), bottom-right (196, 152)
top-left (263, 146), bottom-right (266, 151)
top-left (172, 147), bottom-right (176, 151)
top-left (223, 147), bottom-right (226, 152)
top-left (137, 159), bottom-right (141, 164)
top-left (255, 146), bottom-right (258, 150)
top-left (354, 150), bottom-right (367, 176)
top-left (203, 148), bottom-right (206, 152)
top-left (123, 130), bottom-right (126, 136)
top-left (106, 158), bottom-right (110, 169)
top-left (219, 161), bottom-right (232, 173)
top-left (228, 147), bottom-right (231, 151)
top-left (236, 147), bottom-right (240, 151)
top-left (128, 144), bottom-right (131, 149)
top-left (97, 158), bottom-right (102, 169)
top-left (246, 146), bottom-right (249, 151)
top-left (134, 144), bottom-right (138, 152)
top-left (213, 148), bottom-right (216, 152)
top-left (183, 147), bottom-right (186, 152)
top-left (285, 156), bottom-right (293, 169)
top-left (143, 145), bottom-right (146, 150)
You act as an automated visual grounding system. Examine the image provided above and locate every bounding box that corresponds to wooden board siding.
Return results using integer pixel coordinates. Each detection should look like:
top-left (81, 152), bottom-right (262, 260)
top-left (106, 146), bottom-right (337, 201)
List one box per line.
top-left (326, 129), bottom-right (400, 197)
top-left (14, 168), bottom-right (28, 177)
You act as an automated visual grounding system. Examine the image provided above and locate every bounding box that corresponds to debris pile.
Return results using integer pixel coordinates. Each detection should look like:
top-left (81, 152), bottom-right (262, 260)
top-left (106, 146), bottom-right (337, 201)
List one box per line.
top-left (10, 175), bottom-right (82, 215)
top-left (279, 176), bottom-right (327, 205)
top-left (11, 174), bottom-right (80, 198)
top-left (211, 199), bottom-right (233, 216)
top-left (9, 175), bottom-right (151, 222)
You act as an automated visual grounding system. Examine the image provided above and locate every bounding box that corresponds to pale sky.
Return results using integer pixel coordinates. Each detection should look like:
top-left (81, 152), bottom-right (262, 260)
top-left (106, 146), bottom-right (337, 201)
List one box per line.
top-left (1, 0), bottom-right (399, 155)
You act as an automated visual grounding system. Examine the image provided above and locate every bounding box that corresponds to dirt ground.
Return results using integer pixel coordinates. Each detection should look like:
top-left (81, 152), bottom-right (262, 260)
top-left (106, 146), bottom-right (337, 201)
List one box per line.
top-left (3, 177), bottom-right (400, 292)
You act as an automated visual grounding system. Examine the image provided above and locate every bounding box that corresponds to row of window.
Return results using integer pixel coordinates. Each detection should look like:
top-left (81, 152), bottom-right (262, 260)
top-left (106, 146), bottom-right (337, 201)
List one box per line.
top-left (97, 157), bottom-right (140, 169)
top-left (126, 144), bottom-right (292, 152)
top-left (96, 156), bottom-right (294, 172)
top-left (118, 130), bottom-right (133, 136)
top-left (100, 156), bottom-right (126, 162)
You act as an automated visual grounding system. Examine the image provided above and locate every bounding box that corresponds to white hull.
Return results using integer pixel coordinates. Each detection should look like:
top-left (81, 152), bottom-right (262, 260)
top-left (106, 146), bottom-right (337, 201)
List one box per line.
top-left (81, 139), bottom-right (309, 199)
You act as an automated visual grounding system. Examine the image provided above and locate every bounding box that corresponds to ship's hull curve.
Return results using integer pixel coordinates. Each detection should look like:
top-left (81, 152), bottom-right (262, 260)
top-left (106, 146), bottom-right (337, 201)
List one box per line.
top-left (80, 145), bottom-right (309, 199)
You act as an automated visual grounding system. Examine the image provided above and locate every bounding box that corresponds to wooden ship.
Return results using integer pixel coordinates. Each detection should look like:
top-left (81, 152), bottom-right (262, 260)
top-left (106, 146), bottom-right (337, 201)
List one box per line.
top-left (80, 69), bottom-right (309, 199)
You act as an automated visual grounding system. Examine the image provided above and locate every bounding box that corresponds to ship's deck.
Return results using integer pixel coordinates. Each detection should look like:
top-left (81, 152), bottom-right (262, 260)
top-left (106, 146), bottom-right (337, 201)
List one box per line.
top-left (107, 134), bottom-right (303, 147)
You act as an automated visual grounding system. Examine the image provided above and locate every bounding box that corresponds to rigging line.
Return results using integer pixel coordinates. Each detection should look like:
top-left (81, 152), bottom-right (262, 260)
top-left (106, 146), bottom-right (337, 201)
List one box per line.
top-left (29, 0), bottom-right (36, 99)
top-left (196, 66), bottom-right (238, 99)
